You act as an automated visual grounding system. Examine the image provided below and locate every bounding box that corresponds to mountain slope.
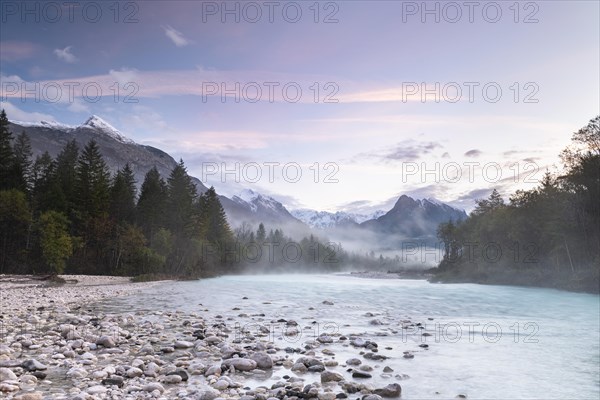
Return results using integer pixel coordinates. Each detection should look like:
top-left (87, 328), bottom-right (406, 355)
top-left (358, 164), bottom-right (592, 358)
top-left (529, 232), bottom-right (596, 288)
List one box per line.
top-left (291, 209), bottom-right (385, 229)
top-left (360, 195), bottom-right (467, 240)
top-left (8, 116), bottom-right (305, 231)
top-left (9, 116), bottom-right (208, 194)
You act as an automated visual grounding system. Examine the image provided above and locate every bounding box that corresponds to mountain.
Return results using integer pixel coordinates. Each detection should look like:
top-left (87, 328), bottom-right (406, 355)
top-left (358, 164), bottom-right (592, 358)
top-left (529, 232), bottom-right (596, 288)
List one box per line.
top-left (360, 195), bottom-right (467, 241)
top-left (226, 189), bottom-right (307, 232)
top-left (291, 209), bottom-right (386, 229)
top-left (8, 116), bottom-right (305, 231)
top-left (9, 116), bottom-right (208, 194)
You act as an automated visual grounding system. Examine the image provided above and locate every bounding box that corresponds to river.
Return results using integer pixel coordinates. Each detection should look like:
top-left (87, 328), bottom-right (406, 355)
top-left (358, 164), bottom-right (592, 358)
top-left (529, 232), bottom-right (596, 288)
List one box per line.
top-left (95, 274), bottom-right (600, 399)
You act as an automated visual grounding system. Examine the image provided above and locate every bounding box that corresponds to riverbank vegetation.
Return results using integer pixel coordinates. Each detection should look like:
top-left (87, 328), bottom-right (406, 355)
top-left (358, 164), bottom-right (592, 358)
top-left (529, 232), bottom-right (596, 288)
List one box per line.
top-left (433, 116), bottom-right (599, 293)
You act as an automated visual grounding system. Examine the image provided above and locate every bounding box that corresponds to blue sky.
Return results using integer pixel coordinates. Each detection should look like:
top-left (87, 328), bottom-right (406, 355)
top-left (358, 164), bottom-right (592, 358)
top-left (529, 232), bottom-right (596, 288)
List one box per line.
top-left (1, 0), bottom-right (598, 213)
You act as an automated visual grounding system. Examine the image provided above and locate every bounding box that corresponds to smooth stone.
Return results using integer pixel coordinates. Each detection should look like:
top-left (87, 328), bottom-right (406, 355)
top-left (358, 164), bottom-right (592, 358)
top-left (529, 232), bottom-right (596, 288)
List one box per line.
top-left (222, 358), bottom-right (257, 372)
top-left (163, 374), bottom-right (183, 384)
top-left (87, 385), bottom-right (107, 395)
top-left (127, 367), bottom-right (144, 378)
top-left (21, 360), bottom-right (47, 371)
top-left (214, 379), bottom-right (229, 390)
top-left (346, 358), bottom-right (362, 366)
top-left (19, 374), bottom-right (38, 384)
top-left (0, 383), bottom-right (20, 392)
top-left (66, 367), bottom-right (88, 379)
top-left (251, 352), bottom-right (273, 369)
top-left (362, 395), bottom-right (383, 400)
top-left (0, 367), bottom-right (17, 381)
top-left (102, 376), bottom-right (125, 387)
top-left (96, 336), bottom-right (116, 348)
top-left (321, 371), bottom-right (343, 383)
top-left (352, 370), bottom-right (372, 379)
top-left (374, 383), bottom-right (402, 397)
top-left (174, 340), bottom-right (194, 349)
top-left (167, 369), bottom-right (189, 381)
top-left (142, 382), bottom-right (165, 393)
top-left (15, 392), bottom-right (43, 400)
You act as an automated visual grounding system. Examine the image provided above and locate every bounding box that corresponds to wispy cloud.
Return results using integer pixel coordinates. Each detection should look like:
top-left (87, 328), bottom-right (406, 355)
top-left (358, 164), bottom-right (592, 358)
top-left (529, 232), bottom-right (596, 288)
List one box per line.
top-left (162, 25), bottom-right (192, 47)
top-left (53, 46), bottom-right (78, 63)
top-left (0, 101), bottom-right (56, 123)
top-left (0, 41), bottom-right (39, 61)
top-left (358, 140), bottom-right (444, 163)
top-left (464, 149), bottom-right (482, 158)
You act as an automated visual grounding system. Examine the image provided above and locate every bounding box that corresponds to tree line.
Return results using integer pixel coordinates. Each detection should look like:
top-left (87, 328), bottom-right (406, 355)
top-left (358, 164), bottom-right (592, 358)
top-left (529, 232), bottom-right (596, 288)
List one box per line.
top-left (0, 109), bottom-right (344, 278)
top-left (435, 116), bottom-right (600, 293)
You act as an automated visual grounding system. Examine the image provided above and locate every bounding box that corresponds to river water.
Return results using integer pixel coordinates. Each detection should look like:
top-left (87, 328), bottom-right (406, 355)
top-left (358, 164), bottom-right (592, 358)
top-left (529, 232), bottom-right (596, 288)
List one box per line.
top-left (96, 274), bottom-right (600, 400)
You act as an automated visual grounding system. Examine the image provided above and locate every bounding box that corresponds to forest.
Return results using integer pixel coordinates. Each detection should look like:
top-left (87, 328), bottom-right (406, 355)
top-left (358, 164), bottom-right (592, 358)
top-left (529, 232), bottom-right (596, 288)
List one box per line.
top-left (0, 109), bottom-right (342, 279)
top-left (434, 116), bottom-right (600, 293)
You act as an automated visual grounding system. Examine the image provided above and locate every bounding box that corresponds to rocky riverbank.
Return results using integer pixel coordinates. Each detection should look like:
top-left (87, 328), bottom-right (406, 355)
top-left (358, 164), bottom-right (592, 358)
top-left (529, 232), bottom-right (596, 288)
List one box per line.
top-left (0, 275), bottom-right (465, 399)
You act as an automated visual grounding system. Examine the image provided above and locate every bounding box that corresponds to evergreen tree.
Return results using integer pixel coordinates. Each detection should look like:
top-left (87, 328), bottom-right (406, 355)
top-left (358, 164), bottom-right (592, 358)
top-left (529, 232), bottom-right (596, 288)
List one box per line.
top-left (0, 110), bottom-right (15, 190)
top-left (199, 186), bottom-right (233, 245)
top-left (76, 140), bottom-right (111, 219)
top-left (137, 167), bottom-right (168, 240)
top-left (12, 131), bottom-right (33, 193)
top-left (166, 160), bottom-right (198, 236)
top-left (110, 163), bottom-right (136, 223)
top-left (256, 223), bottom-right (266, 244)
top-left (54, 140), bottom-right (79, 214)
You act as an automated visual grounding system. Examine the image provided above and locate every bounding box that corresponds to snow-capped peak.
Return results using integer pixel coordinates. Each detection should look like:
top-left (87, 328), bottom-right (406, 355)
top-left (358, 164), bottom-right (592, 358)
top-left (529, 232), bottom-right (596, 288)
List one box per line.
top-left (291, 209), bottom-right (386, 229)
top-left (79, 115), bottom-right (135, 144)
top-left (238, 189), bottom-right (261, 203)
top-left (10, 119), bottom-right (76, 130)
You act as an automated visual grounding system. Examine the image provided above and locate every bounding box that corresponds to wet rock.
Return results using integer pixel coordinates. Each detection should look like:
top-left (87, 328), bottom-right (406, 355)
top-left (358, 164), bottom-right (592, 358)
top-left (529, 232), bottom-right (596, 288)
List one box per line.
top-left (321, 370), bottom-right (344, 383)
top-left (251, 352), bottom-right (273, 369)
top-left (362, 395), bottom-right (383, 400)
top-left (374, 383), bottom-right (401, 397)
top-left (21, 359), bottom-right (47, 371)
top-left (66, 367), bottom-right (88, 379)
top-left (31, 371), bottom-right (46, 380)
top-left (102, 375), bottom-right (125, 387)
top-left (222, 358), bottom-right (257, 371)
top-left (167, 369), bottom-right (189, 381)
top-left (346, 358), bottom-right (362, 366)
top-left (383, 366), bottom-right (393, 373)
top-left (322, 301), bottom-right (334, 305)
top-left (352, 370), bottom-right (372, 379)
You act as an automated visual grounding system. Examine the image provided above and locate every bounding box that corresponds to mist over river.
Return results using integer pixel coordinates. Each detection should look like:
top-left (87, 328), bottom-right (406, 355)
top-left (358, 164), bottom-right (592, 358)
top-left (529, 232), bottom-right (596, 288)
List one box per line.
top-left (93, 274), bottom-right (600, 399)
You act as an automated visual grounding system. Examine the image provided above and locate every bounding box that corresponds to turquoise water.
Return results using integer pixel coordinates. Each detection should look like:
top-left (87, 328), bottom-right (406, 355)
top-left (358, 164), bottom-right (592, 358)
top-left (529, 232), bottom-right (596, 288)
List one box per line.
top-left (99, 274), bottom-right (600, 399)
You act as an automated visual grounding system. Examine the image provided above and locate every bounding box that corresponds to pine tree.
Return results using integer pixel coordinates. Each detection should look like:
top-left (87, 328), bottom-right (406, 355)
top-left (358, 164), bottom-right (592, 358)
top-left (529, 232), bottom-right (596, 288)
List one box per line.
top-left (54, 140), bottom-right (79, 213)
top-left (137, 167), bottom-right (168, 240)
top-left (199, 186), bottom-right (233, 245)
top-left (110, 163), bottom-right (136, 223)
top-left (166, 159), bottom-right (198, 236)
top-left (76, 140), bottom-right (111, 219)
top-left (256, 223), bottom-right (266, 244)
top-left (12, 131), bottom-right (33, 193)
top-left (0, 110), bottom-right (15, 191)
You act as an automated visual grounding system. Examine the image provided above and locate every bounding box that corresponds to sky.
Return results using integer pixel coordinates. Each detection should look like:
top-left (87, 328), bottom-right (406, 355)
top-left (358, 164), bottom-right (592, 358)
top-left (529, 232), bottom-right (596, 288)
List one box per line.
top-left (1, 0), bottom-right (598, 213)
